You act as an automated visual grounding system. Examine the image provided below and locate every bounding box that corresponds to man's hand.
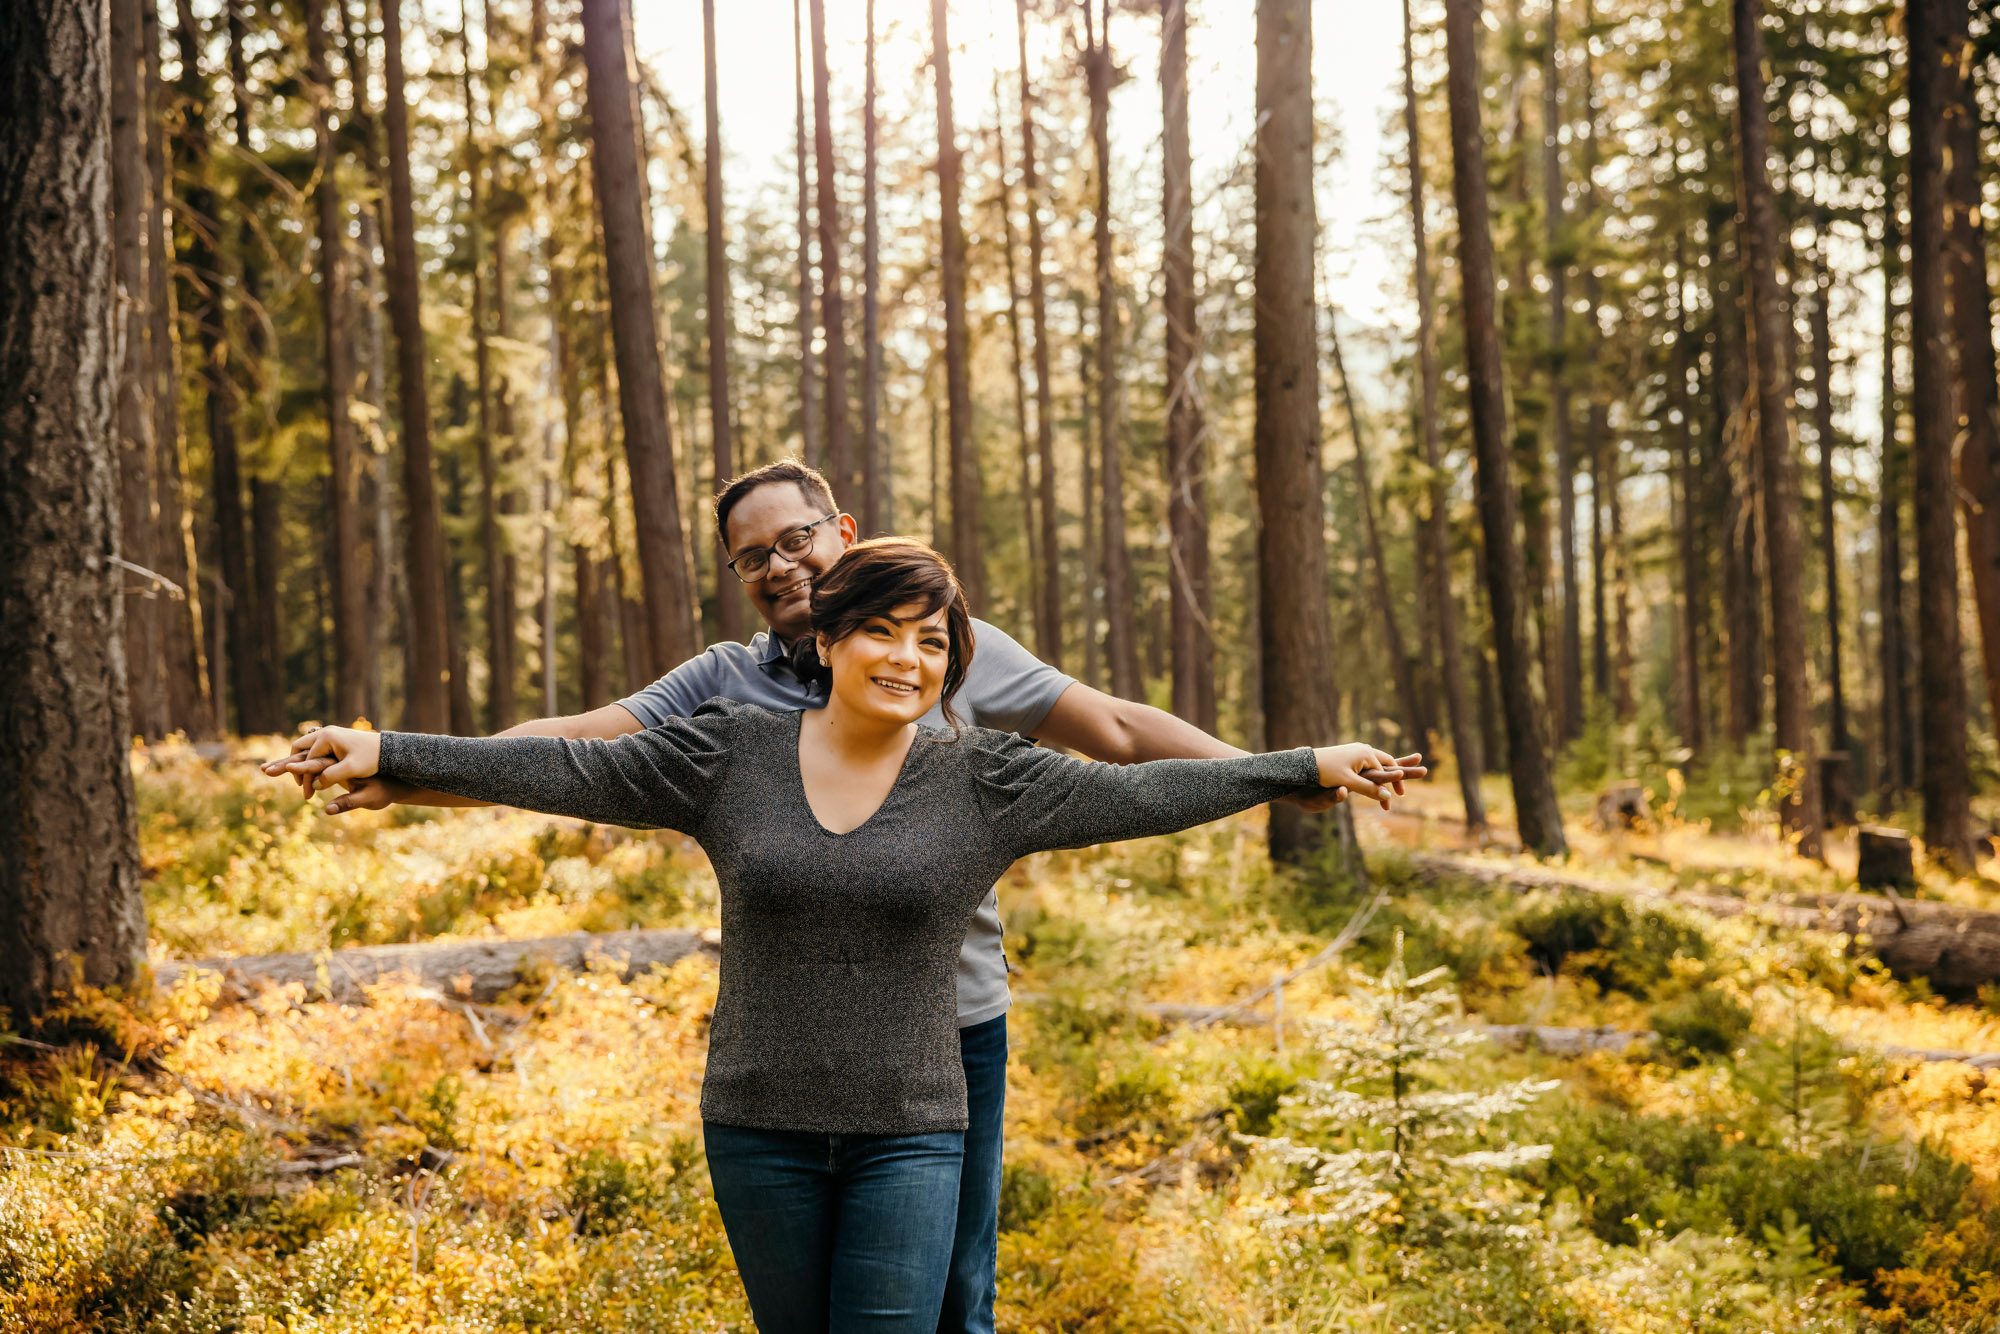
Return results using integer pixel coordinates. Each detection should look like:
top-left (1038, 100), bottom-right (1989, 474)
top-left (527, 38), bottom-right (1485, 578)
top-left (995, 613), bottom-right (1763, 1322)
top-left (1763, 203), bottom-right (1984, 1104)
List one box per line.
top-left (272, 754), bottom-right (416, 815)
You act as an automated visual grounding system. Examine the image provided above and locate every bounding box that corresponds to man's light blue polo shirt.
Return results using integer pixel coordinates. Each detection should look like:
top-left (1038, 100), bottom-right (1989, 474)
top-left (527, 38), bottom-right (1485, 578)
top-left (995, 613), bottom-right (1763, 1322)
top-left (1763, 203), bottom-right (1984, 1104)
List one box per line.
top-left (617, 618), bottom-right (1075, 1028)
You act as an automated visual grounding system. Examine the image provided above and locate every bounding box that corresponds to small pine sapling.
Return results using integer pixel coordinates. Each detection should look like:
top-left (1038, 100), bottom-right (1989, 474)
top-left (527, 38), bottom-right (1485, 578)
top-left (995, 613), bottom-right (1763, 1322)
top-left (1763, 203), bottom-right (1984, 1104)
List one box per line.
top-left (1243, 932), bottom-right (1559, 1239)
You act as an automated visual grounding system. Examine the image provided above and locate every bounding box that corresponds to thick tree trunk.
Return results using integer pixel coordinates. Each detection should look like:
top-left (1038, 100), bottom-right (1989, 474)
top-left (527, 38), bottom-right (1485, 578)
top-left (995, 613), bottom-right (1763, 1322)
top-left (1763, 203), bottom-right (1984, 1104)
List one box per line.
top-left (1330, 318), bottom-right (1423, 748)
top-left (702, 0), bottom-right (745, 641)
top-left (111, 0), bottom-right (164, 741)
top-left (792, 0), bottom-right (819, 467)
top-left (380, 0), bottom-right (453, 732)
top-left (1905, 0), bottom-right (1978, 867)
top-left (1403, 0), bottom-right (1484, 832)
top-left (1163, 0), bottom-right (1214, 730)
top-left (0, 0), bottom-right (148, 1018)
top-left (579, 0), bottom-right (699, 678)
top-left (808, 0), bottom-right (851, 498)
top-left (932, 0), bottom-right (983, 612)
top-left (862, 0), bottom-right (885, 534)
top-left (1254, 0), bottom-right (1344, 860)
top-left (1442, 0), bottom-right (1566, 857)
top-left (1939, 0), bottom-right (2000, 743)
top-left (1731, 0), bottom-right (1822, 857)
top-left (304, 0), bottom-right (367, 727)
top-left (1807, 243), bottom-right (1848, 755)
top-left (1017, 0), bottom-right (1061, 668)
top-left (1543, 6), bottom-right (1582, 745)
top-left (1878, 200), bottom-right (1912, 802)
top-left (146, 0), bottom-right (212, 738)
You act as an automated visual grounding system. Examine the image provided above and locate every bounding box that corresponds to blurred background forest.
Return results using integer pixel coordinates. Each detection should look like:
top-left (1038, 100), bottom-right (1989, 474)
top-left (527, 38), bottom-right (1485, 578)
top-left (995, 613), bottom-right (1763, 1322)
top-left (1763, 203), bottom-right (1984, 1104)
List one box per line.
top-left (63, 0), bottom-right (2000, 868)
top-left (10, 0), bottom-right (2000, 1328)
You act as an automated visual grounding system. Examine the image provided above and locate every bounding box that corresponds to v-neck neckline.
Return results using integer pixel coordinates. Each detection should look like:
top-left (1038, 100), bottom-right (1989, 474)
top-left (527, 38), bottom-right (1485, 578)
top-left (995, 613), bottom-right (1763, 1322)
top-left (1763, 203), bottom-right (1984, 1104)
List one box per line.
top-left (792, 710), bottom-right (926, 837)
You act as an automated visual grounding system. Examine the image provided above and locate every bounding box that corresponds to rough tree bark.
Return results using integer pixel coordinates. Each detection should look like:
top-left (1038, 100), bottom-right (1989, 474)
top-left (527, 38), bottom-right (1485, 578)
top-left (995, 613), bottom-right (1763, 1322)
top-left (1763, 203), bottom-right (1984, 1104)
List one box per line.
top-left (703, 0), bottom-right (745, 641)
top-left (380, 0), bottom-right (453, 731)
top-left (1163, 0), bottom-right (1214, 730)
top-left (1403, 0), bottom-right (1484, 833)
top-left (579, 0), bottom-right (700, 676)
top-left (1254, 0), bottom-right (1346, 861)
top-left (0, 0), bottom-right (148, 1018)
top-left (1017, 0), bottom-right (1061, 667)
top-left (932, 0), bottom-right (983, 612)
top-left (1085, 0), bottom-right (1140, 700)
top-left (808, 0), bottom-right (851, 498)
top-left (1442, 0), bottom-right (1567, 857)
top-left (1731, 0), bottom-right (1823, 858)
top-left (1904, 0), bottom-right (1977, 867)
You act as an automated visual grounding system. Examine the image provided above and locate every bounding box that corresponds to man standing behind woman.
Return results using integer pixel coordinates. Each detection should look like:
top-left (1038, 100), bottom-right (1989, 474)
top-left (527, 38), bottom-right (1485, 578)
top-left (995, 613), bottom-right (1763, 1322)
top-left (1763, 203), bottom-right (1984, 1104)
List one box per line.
top-left (273, 461), bottom-right (1417, 1333)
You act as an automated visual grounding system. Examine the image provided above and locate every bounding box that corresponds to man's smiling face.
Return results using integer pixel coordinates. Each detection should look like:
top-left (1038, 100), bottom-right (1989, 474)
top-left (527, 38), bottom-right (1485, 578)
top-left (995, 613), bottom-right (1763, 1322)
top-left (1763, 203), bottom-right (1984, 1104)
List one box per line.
top-left (723, 481), bottom-right (858, 643)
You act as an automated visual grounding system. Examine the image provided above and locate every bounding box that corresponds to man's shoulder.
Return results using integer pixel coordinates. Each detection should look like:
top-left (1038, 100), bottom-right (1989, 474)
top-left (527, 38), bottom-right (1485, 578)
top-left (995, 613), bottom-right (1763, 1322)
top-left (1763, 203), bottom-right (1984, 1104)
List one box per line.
top-left (964, 618), bottom-right (1044, 678)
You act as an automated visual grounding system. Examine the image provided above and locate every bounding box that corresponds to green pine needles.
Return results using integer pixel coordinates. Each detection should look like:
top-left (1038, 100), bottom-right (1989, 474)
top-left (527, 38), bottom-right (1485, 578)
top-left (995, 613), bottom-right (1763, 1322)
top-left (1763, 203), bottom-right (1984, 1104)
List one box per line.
top-left (1243, 932), bottom-right (1559, 1238)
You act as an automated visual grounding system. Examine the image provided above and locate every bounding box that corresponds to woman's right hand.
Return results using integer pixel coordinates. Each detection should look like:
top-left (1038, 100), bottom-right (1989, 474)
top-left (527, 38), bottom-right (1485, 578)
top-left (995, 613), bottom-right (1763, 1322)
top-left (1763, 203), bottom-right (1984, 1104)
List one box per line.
top-left (1312, 744), bottom-right (1426, 809)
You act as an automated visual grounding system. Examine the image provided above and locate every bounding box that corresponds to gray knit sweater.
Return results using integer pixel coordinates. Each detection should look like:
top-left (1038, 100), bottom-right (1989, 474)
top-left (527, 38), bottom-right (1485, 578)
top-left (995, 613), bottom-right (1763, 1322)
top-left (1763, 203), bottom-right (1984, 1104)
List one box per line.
top-left (377, 700), bottom-right (1320, 1135)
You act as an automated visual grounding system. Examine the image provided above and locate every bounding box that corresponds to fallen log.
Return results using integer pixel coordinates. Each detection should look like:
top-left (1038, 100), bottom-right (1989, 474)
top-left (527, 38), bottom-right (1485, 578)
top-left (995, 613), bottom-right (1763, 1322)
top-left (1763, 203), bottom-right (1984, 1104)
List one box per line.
top-left (1407, 852), bottom-right (2000, 999)
top-left (1130, 1003), bottom-right (2000, 1069)
top-left (155, 927), bottom-right (720, 1007)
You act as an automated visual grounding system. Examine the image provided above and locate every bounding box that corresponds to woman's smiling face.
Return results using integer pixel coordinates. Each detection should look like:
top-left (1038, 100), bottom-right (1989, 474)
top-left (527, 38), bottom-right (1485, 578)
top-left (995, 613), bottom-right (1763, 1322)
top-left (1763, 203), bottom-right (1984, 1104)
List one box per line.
top-left (817, 600), bottom-right (951, 726)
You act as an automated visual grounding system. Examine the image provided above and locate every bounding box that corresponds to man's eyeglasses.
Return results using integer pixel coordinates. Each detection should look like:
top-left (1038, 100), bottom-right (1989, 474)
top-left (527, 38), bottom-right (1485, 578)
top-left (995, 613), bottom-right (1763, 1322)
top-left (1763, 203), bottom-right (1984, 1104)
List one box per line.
top-left (726, 513), bottom-right (840, 583)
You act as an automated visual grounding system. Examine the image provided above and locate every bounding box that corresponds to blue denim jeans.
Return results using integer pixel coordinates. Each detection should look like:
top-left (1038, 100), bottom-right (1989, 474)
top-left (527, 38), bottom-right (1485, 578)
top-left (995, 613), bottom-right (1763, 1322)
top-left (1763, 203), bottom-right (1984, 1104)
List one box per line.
top-left (938, 1013), bottom-right (1007, 1334)
top-left (704, 1121), bottom-right (965, 1334)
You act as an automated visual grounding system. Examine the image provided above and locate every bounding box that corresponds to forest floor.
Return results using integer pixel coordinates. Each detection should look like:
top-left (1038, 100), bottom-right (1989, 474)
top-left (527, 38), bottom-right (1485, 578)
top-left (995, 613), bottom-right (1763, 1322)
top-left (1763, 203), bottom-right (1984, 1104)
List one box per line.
top-left (5, 740), bottom-right (2000, 1332)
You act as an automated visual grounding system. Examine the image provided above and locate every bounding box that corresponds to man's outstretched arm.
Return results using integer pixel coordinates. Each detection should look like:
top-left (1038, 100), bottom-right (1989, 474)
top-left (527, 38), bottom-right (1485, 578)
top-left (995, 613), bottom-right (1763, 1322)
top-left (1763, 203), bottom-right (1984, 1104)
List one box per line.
top-left (268, 702), bottom-right (645, 813)
top-left (1030, 682), bottom-right (1416, 811)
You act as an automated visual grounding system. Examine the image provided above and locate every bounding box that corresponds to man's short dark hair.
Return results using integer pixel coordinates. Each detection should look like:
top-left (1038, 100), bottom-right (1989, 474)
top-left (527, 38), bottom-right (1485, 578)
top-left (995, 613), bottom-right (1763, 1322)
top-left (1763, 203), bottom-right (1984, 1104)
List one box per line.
top-left (713, 459), bottom-right (838, 549)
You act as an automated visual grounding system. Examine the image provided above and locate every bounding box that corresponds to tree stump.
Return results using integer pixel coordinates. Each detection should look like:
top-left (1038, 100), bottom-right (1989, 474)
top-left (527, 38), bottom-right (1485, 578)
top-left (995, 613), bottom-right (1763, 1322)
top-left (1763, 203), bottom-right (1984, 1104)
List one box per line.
top-left (1818, 752), bottom-right (1857, 828)
top-left (1593, 782), bottom-right (1650, 832)
top-left (1856, 826), bottom-right (1916, 889)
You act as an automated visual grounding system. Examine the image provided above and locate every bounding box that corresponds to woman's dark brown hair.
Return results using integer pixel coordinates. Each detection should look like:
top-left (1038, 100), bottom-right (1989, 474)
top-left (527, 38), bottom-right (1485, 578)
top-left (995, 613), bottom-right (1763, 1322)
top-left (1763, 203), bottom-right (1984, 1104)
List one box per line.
top-left (808, 538), bottom-right (975, 729)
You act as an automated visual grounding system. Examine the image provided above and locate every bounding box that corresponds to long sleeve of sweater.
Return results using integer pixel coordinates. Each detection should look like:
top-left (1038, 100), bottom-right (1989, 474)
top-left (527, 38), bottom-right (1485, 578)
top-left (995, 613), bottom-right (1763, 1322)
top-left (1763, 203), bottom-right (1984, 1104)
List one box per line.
top-left (376, 699), bottom-right (741, 832)
top-left (968, 731), bottom-right (1322, 858)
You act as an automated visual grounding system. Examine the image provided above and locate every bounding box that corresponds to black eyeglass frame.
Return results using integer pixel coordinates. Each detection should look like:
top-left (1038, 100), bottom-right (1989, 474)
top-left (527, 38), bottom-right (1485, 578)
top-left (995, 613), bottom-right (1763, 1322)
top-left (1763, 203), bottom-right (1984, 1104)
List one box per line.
top-left (725, 512), bottom-right (841, 583)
